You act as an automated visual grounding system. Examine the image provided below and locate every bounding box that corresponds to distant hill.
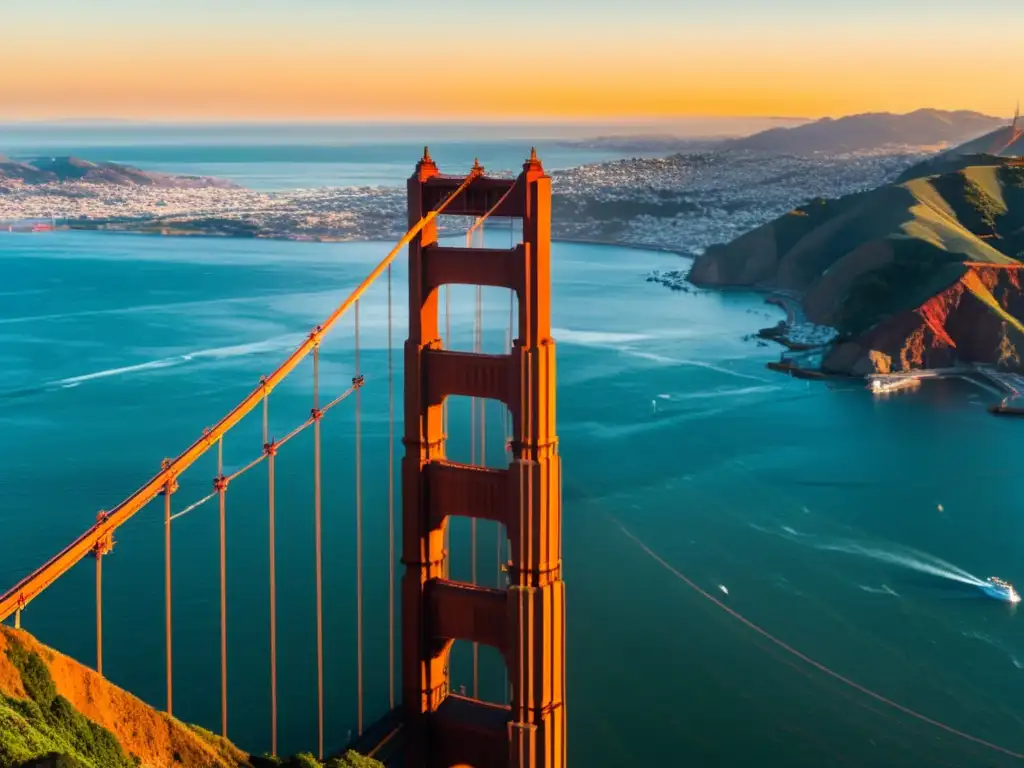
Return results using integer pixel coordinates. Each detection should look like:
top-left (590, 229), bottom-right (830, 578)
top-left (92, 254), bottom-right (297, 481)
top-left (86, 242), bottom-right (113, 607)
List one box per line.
top-left (725, 109), bottom-right (1006, 155)
top-left (689, 156), bottom-right (1024, 375)
top-left (898, 124), bottom-right (1024, 181)
top-left (0, 156), bottom-right (237, 189)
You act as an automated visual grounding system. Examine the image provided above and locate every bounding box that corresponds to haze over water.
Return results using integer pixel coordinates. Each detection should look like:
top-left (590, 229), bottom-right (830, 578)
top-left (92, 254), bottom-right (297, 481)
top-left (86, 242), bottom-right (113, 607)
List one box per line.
top-left (0, 133), bottom-right (1022, 767)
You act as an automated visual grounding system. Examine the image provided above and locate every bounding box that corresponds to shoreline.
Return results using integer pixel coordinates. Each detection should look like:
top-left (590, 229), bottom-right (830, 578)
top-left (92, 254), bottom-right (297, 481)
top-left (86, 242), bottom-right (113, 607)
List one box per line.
top-left (22, 222), bottom-right (692, 257)
top-left (11, 221), bottom-right (1020, 417)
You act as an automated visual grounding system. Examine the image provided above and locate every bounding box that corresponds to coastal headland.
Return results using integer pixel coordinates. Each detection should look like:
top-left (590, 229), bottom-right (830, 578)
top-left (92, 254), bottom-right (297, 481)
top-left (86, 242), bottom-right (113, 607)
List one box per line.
top-left (689, 153), bottom-right (1024, 385)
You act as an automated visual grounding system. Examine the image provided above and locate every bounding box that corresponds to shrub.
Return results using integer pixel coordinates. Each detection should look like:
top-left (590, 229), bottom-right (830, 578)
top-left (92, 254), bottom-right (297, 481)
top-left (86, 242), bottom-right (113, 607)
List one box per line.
top-left (1, 638), bottom-right (135, 768)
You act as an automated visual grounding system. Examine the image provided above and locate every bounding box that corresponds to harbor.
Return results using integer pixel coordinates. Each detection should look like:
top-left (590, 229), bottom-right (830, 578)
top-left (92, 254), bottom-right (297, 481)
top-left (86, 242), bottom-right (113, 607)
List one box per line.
top-left (865, 364), bottom-right (1024, 415)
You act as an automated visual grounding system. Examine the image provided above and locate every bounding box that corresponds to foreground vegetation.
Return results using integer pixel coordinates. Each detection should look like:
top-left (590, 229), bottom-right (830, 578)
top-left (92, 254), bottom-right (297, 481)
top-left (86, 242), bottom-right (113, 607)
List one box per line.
top-left (0, 630), bottom-right (382, 768)
top-left (1, 637), bottom-right (137, 768)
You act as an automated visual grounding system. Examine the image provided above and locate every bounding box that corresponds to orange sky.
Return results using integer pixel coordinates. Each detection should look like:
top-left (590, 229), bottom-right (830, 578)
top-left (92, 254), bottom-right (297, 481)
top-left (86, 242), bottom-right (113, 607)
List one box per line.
top-left (2, 2), bottom-right (1020, 121)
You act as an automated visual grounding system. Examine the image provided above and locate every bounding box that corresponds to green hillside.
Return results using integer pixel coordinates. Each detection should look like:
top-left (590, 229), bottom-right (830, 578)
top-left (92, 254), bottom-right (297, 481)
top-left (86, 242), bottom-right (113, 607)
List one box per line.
top-left (688, 156), bottom-right (1024, 375)
top-left (690, 157), bottom-right (1024, 337)
top-left (897, 125), bottom-right (1024, 182)
top-left (0, 626), bottom-right (382, 768)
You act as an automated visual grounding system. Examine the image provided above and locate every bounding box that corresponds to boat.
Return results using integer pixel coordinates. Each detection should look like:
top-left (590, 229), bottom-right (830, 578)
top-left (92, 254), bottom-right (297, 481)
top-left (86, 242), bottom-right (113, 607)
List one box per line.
top-left (978, 577), bottom-right (1021, 603)
top-left (868, 376), bottom-right (921, 395)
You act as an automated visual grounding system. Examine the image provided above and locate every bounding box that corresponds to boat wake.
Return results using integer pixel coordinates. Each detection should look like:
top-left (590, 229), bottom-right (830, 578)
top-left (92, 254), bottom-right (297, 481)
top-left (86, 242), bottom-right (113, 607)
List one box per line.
top-left (652, 384), bottom-right (781, 403)
top-left (56, 335), bottom-right (306, 387)
top-left (0, 334), bottom-right (306, 401)
top-left (613, 516), bottom-right (1024, 760)
top-left (811, 538), bottom-right (988, 589)
top-left (752, 523), bottom-right (996, 592)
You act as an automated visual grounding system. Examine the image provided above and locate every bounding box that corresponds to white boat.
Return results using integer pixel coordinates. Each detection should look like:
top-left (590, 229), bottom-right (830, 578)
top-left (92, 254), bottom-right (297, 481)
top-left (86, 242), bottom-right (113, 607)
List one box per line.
top-left (978, 577), bottom-right (1021, 603)
top-left (868, 377), bottom-right (921, 394)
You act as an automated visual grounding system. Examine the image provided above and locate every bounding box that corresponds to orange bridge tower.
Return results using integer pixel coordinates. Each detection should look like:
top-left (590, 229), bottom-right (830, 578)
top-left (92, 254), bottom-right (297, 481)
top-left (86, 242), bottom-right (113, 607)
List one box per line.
top-left (401, 148), bottom-right (566, 768)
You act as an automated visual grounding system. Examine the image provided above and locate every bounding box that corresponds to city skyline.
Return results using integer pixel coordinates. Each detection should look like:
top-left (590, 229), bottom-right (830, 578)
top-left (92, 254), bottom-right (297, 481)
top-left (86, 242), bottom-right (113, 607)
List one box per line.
top-left (1, 0), bottom-right (1021, 121)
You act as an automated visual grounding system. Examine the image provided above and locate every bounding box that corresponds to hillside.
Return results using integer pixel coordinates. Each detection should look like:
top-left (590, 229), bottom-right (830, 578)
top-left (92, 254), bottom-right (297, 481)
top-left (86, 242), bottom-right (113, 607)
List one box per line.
top-left (0, 157), bottom-right (236, 189)
top-left (725, 109), bottom-right (1005, 155)
top-left (0, 626), bottom-right (380, 768)
top-left (897, 125), bottom-right (1024, 181)
top-left (688, 158), bottom-right (1024, 375)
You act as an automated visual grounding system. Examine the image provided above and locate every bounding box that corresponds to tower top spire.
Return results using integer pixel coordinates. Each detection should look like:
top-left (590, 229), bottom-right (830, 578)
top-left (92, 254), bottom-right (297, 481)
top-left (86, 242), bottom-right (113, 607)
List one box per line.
top-left (523, 146), bottom-right (544, 173)
top-left (414, 145), bottom-right (439, 180)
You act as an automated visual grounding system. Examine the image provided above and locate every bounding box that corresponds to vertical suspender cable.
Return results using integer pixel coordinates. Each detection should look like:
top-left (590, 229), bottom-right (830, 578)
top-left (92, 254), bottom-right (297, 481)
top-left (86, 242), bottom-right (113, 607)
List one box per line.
top-left (471, 284), bottom-right (480, 699)
top-left (218, 436), bottom-right (227, 739)
top-left (387, 264), bottom-right (395, 711)
top-left (313, 344), bottom-right (324, 761)
top-left (265, 394), bottom-right (278, 756)
top-left (355, 300), bottom-right (364, 736)
top-left (469, 223), bottom-right (477, 616)
top-left (95, 544), bottom-right (103, 676)
top-left (164, 479), bottom-right (173, 714)
top-left (506, 283), bottom-right (515, 705)
top-left (263, 391), bottom-right (268, 446)
top-left (477, 228), bottom-right (486, 697)
top-left (444, 283), bottom-right (450, 576)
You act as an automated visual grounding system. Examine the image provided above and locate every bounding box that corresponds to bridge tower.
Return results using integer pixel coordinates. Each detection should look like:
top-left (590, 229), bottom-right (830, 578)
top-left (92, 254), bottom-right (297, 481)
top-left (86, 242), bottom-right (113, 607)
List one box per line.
top-left (401, 148), bottom-right (565, 768)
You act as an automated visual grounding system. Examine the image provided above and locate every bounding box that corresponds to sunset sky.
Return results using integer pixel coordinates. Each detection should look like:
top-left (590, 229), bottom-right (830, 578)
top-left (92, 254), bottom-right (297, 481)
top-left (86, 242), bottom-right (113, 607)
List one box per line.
top-left (3, 0), bottom-right (1020, 122)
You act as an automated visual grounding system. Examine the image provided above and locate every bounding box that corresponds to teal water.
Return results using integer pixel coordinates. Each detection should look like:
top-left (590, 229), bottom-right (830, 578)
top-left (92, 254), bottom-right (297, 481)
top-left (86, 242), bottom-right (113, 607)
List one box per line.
top-left (1, 228), bottom-right (1023, 766)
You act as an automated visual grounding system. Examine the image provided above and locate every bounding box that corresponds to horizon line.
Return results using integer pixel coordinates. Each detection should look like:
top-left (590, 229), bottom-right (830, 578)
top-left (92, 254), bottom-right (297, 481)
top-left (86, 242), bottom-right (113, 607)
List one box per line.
top-left (0, 106), bottom-right (1012, 127)
top-left (0, 115), bottom-right (813, 125)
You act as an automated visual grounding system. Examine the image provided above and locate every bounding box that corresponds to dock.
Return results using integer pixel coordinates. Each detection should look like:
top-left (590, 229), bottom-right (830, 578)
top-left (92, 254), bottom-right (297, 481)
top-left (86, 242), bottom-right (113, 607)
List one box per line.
top-left (778, 363), bottom-right (1024, 417)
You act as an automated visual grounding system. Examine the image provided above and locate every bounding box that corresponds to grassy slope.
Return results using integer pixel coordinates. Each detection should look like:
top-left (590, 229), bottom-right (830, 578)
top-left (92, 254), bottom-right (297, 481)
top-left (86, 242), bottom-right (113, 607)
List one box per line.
top-left (0, 627), bottom-right (382, 768)
top-left (690, 157), bottom-right (1024, 336)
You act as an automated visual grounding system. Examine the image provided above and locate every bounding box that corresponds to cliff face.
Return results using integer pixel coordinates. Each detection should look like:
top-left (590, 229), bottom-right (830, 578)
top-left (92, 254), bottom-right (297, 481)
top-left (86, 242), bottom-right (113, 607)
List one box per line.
top-left (688, 158), bottom-right (1024, 376)
top-left (822, 267), bottom-right (1024, 374)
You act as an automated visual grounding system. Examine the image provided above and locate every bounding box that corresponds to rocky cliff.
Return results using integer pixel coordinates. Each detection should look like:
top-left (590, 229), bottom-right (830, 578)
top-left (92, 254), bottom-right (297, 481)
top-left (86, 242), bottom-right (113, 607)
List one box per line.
top-left (821, 266), bottom-right (1024, 375)
top-left (689, 159), bottom-right (1024, 375)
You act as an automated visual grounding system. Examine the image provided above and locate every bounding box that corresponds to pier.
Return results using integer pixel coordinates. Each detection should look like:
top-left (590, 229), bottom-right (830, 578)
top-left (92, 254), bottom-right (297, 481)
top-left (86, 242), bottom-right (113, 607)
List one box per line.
top-left (864, 365), bottom-right (1024, 414)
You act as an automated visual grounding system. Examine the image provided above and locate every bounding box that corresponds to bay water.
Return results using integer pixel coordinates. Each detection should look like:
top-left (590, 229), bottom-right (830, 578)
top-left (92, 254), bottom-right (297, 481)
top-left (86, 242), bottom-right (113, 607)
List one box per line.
top-left (0, 134), bottom-right (1022, 767)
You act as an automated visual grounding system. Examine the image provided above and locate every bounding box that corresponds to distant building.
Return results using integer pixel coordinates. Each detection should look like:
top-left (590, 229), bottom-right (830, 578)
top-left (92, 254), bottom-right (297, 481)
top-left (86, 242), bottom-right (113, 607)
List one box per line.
top-left (0, 217), bottom-right (57, 233)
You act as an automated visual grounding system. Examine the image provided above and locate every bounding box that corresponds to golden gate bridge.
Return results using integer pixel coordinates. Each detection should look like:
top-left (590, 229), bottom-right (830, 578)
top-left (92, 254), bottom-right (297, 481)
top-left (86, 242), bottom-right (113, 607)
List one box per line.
top-left (0, 148), bottom-right (565, 768)
top-left (5, 147), bottom-right (1024, 768)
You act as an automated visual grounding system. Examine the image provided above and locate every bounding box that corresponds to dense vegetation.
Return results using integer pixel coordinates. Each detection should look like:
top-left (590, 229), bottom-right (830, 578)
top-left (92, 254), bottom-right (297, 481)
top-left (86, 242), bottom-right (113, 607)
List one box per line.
top-left (252, 751), bottom-right (382, 768)
top-left (0, 635), bottom-right (383, 768)
top-left (930, 171), bottom-right (1007, 234)
top-left (1, 638), bottom-right (138, 768)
